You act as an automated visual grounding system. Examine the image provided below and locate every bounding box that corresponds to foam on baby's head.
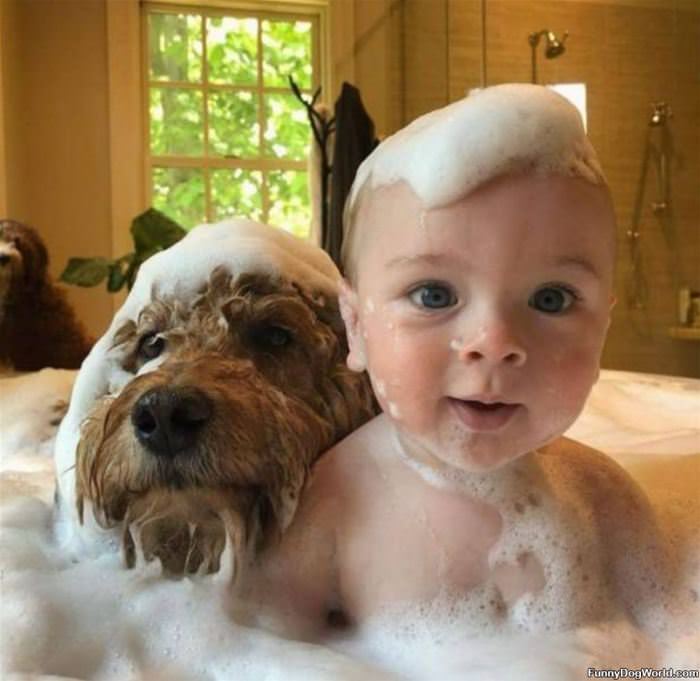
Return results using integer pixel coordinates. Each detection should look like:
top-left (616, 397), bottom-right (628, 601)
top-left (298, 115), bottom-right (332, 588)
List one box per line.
top-left (342, 83), bottom-right (606, 279)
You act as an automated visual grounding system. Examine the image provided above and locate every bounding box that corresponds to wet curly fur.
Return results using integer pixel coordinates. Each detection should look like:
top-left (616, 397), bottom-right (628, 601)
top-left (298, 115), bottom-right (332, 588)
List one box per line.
top-left (76, 267), bottom-right (375, 578)
top-left (0, 219), bottom-right (93, 371)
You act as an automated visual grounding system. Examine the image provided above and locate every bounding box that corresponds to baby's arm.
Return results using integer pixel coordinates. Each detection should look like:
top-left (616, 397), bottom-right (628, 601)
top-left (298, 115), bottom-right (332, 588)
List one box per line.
top-left (237, 455), bottom-right (345, 640)
top-left (588, 454), bottom-right (675, 633)
top-left (544, 438), bottom-right (675, 631)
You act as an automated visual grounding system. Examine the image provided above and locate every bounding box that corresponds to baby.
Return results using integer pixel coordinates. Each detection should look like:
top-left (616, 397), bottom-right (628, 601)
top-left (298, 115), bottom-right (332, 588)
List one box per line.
top-left (243, 84), bottom-right (673, 641)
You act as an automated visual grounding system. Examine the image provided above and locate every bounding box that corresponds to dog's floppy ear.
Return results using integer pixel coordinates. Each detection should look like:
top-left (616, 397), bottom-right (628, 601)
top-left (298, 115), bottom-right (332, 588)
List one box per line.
top-left (326, 360), bottom-right (377, 441)
top-left (300, 284), bottom-right (378, 444)
top-left (323, 330), bottom-right (378, 444)
top-left (253, 392), bottom-right (333, 550)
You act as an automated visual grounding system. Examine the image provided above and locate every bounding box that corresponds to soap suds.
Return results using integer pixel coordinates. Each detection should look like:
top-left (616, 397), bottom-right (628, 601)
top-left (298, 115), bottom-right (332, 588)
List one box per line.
top-left (1, 360), bottom-right (698, 681)
top-left (388, 402), bottom-right (402, 419)
top-left (348, 84), bottom-right (605, 217)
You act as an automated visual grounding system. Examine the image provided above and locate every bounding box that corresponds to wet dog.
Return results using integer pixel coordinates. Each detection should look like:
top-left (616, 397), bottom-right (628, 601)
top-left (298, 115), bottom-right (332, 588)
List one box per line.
top-left (54, 220), bottom-right (375, 578)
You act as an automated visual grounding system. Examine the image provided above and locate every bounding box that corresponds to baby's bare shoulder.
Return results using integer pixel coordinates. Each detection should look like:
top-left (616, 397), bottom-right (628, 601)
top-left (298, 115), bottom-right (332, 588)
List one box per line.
top-left (535, 438), bottom-right (673, 628)
top-left (535, 437), bottom-right (659, 534)
top-left (534, 437), bottom-right (662, 566)
top-left (309, 414), bottom-right (393, 497)
top-left (537, 435), bottom-right (619, 468)
top-left (536, 436), bottom-right (644, 502)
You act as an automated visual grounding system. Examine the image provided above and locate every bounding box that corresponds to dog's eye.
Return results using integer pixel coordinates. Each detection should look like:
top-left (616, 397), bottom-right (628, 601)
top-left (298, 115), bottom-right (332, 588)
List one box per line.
top-left (138, 332), bottom-right (166, 360)
top-left (251, 325), bottom-right (293, 350)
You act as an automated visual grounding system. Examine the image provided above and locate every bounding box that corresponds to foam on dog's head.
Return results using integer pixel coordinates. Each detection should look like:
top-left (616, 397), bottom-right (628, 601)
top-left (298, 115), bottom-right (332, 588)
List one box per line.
top-left (134, 219), bottom-right (339, 305)
top-left (54, 219), bottom-right (340, 550)
top-left (342, 84), bottom-right (606, 276)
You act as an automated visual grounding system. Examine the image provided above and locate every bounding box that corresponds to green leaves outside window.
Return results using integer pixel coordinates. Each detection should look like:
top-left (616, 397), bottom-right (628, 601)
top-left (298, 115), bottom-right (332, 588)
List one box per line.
top-left (147, 10), bottom-right (316, 238)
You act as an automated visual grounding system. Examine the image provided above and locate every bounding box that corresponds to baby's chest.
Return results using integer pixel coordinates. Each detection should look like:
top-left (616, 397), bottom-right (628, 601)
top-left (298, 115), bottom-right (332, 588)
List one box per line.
top-left (336, 490), bottom-right (501, 621)
top-left (335, 484), bottom-right (611, 629)
top-left (486, 490), bottom-right (614, 629)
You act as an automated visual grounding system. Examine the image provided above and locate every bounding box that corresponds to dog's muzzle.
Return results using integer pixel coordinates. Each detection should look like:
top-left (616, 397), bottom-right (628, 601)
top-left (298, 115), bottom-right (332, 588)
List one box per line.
top-left (131, 386), bottom-right (213, 458)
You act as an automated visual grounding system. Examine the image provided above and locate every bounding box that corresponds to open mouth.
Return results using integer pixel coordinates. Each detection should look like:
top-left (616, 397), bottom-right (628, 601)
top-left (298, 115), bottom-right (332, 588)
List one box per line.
top-left (448, 398), bottom-right (520, 431)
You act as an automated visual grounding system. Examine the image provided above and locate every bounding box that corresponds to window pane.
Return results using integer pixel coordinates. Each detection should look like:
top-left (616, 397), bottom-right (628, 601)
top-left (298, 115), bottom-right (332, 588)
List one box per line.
top-left (207, 17), bottom-right (258, 85)
top-left (150, 88), bottom-right (204, 156)
top-left (267, 170), bottom-right (311, 238)
top-left (263, 93), bottom-right (309, 160)
top-left (262, 20), bottom-right (312, 89)
top-left (211, 169), bottom-right (263, 222)
top-left (208, 91), bottom-right (259, 158)
top-left (149, 13), bottom-right (202, 83)
top-left (152, 168), bottom-right (206, 229)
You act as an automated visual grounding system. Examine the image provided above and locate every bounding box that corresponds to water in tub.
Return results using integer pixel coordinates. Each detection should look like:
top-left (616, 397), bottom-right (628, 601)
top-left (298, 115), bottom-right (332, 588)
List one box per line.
top-left (0, 368), bottom-right (698, 680)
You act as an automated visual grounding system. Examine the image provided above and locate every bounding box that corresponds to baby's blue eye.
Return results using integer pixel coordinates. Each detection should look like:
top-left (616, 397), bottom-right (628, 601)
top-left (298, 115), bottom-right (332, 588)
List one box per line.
top-left (529, 286), bottom-right (576, 314)
top-left (409, 284), bottom-right (456, 309)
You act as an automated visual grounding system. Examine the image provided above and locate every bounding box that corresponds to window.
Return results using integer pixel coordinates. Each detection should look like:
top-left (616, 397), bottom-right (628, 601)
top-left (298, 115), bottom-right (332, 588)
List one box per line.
top-left (144, 3), bottom-right (322, 238)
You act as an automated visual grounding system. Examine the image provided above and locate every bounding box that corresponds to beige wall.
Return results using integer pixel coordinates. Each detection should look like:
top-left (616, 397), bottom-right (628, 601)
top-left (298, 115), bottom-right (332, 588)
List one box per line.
top-left (1, 0), bottom-right (114, 338)
top-left (0, 0), bottom-right (7, 214)
top-left (350, 0), bottom-right (699, 377)
top-left (1, 0), bottom-right (697, 375)
top-left (330, 0), bottom-right (403, 138)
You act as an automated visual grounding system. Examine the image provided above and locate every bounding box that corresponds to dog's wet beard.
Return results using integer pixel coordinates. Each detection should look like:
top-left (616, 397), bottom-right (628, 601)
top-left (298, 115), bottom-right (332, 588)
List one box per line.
top-left (121, 488), bottom-right (263, 578)
top-left (75, 270), bottom-right (376, 578)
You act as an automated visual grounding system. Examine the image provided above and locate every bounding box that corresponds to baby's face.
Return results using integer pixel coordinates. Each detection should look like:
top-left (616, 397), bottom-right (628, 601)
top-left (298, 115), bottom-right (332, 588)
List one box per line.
top-left (341, 174), bottom-right (616, 472)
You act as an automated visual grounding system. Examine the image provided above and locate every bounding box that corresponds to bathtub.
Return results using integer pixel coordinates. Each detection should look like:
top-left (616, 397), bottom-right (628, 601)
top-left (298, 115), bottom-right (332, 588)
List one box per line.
top-left (0, 368), bottom-right (698, 680)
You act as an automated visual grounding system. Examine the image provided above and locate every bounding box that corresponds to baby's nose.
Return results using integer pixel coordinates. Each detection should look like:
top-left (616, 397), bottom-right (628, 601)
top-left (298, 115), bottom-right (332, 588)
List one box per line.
top-left (455, 321), bottom-right (527, 367)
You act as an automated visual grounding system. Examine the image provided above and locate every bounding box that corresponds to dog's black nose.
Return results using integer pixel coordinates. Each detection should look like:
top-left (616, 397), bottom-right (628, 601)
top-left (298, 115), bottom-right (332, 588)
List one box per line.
top-left (131, 387), bottom-right (212, 457)
top-left (0, 253), bottom-right (10, 266)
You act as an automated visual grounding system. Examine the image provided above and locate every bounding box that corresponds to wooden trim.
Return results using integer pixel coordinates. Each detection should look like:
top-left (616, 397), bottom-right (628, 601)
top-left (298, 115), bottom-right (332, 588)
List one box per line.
top-left (668, 327), bottom-right (700, 342)
top-left (146, 0), bottom-right (329, 14)
top-left (0, 0), bottom-right (12, 218)
top-left (328, 0), bottom-right (354, 99)
top-left (107, 0), bottom-right (147, 314)
top-left (0, 0), bottom-right (7, 216)
top-left (151, 155), bottom-right (305, 170)
top-left (147, 81), bottom-right (313, 94)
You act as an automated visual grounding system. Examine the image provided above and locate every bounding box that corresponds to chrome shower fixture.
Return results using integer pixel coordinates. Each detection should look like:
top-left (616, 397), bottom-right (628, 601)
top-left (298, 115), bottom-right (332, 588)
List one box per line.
top-left (528, 29), bottom-right (569, 83)
top-left (650, 102), bottom-right (672, 127)
top-left (626, 101), bottom-right (675, 312)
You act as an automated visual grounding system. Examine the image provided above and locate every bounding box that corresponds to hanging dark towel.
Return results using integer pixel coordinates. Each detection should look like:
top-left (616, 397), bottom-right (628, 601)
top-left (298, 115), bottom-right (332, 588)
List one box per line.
top-left (326, 82), bottom-right (378, 271)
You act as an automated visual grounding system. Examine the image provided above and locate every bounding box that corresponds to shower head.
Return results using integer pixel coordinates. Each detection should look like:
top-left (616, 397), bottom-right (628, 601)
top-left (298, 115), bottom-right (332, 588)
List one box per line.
top-left (528, 29), bottom-right (568, 58)
top-left (649, 102), bottom-right (672, 127)
top-left (528, 29), bottom-right (569, 83)
top-left (544, 31), bottom-right (568, 58)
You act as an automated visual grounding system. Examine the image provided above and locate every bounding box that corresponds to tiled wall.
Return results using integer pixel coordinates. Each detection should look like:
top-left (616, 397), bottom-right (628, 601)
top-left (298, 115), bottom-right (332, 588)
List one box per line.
top-left (393, 0), bottom-right (700, 377)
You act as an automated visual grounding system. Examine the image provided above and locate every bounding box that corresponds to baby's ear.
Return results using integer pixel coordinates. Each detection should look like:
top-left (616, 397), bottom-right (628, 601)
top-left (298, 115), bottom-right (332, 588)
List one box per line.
top-left (338, 278), bottom-right (367, 373)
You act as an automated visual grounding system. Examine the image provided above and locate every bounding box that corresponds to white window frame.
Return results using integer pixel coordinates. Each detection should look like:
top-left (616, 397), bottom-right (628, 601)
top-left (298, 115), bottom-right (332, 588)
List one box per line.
top-left (105, 1), bottom-right (331, 314)
top-left (142, 1), bottom-right (329, 232)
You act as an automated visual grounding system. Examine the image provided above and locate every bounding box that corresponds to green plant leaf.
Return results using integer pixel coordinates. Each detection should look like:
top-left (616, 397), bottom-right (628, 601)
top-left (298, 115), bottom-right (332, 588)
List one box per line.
top-left (107, 262), bottom-right (128, 293)
top-left (61, 209), bottom-right (186, 292)
top-left (60, 257), bottom-right (112, 287)
top-left (125, 257), bottom-right (140, 290)
top-left (131, 207), bottom-right (186, 255)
